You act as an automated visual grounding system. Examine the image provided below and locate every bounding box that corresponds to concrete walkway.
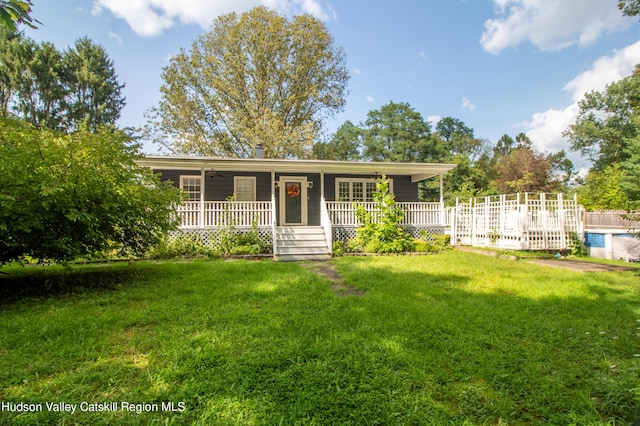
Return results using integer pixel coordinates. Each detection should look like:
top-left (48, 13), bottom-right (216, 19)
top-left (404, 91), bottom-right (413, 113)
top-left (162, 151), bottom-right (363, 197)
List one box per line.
top-left (526, 259), bottom-right (638, 272)
top-left (454, 246), bottom-right (638, 272)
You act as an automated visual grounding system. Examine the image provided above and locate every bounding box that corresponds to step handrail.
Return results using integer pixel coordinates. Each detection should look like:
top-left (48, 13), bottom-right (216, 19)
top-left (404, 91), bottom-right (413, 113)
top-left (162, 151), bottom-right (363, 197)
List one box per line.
top-left (320, 196), bottom-right (333, 256)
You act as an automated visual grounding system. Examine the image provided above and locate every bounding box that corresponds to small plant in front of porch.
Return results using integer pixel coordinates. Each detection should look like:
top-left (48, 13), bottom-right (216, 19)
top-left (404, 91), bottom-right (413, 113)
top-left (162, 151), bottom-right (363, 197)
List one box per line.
top-left (413, 231), bottom-right (451, 253)
top-left (231, 219), bottom-right (271, 255)
top-left (217, 200), bottom-right (271, 256)
top-left (353, 176), bottom-right (414, 253)
top-left (147, 233), bottom-right (216, 259)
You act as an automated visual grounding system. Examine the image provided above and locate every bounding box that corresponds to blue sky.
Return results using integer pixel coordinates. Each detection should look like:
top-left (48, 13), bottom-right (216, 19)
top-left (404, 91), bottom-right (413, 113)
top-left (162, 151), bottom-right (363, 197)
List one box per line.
top-left (24, 1), bottom-right (640, 168)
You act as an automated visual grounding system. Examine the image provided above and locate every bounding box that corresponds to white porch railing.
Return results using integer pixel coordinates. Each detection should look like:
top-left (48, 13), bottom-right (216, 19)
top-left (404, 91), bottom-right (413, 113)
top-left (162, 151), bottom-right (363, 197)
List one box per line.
top-left (325, 202), bottom-right (446, 226)
top-left (177, 201), bottom-right (273, 228)
top-left (177, 200), bottom-right (446, 229)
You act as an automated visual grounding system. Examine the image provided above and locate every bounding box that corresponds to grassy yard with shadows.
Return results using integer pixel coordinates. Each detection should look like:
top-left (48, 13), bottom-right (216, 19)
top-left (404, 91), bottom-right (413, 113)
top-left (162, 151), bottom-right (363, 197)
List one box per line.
top-left (0, 252), bottom-right (639, 424)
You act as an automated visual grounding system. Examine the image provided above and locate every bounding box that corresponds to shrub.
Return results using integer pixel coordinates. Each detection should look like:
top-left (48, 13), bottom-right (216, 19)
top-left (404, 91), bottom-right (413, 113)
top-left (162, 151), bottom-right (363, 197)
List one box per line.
top-left (569, 232), bottom-right (585, 257)
top-left (332, 241), bottom-right (347, 256)
top-left (147, 233), bottom-right (216, 259)
top-left (230, 220), bottom-right (271, 255)
top-left (413, 233), bottom-right (451, 253)
top-left (353, 176), bottom-right (414, 253)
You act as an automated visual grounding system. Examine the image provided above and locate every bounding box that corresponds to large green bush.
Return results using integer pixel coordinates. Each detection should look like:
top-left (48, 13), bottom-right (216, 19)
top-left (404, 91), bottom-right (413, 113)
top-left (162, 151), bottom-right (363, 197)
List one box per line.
top-left (353, 176), bottom-right (414, 253)
top-left (0, 117), bottom-right (183, 264)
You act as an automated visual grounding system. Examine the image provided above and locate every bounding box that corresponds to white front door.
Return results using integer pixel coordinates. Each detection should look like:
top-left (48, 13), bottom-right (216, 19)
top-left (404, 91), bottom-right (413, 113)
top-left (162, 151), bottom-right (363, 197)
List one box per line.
top-left (279, 176), bottom-right (308, 225)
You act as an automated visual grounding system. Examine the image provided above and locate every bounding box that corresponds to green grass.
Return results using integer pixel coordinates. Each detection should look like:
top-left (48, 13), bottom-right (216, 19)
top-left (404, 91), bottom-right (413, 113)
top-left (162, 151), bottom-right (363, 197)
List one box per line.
top-left (0, 252), bottom-right (639, 425)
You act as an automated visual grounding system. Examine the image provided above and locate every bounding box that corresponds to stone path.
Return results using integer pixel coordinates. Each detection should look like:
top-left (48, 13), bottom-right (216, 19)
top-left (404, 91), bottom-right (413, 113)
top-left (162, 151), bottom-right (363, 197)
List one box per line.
top-left (301, 262), bottom-right (365, 297)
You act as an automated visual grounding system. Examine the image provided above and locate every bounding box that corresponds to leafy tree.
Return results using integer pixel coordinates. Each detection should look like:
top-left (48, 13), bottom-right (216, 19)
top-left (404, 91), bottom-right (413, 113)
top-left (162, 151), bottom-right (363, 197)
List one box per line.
top-left (0, 117), bottom-right (183, 264)
top-left (436, 116), bottom-right (482, 160)
top-left (361, 101), bottom-right (444, 163)
top-left (63, 37), bottom-right (126, 132)
top-left (0, 29), bottom-right (125, 132)
top-left (15, 39), bottom-right (67, 130)
top-left (621, 135), bottom-right (640, 203)
top-left (421, 118), bottom-right (491, 202)
top-left (564, 65), bottom-right (640, 170)
top-left (148, 6), bottom-right (349, 158)
top-left (0, 27), bottom-right (22, 114)
top-left (313, 120), bottom-right (362, 160)
top-left (493, 134), bottom-right (515, 157)
top-left (0, 0), bottom-right (39, 31)
top-left (565, 65), bottom-right (640, 207)
top-left (618, 0), bottom-right (640, 17)
top-left (577, 164), bottom-right (632, 210)
top-left (492, 133), bottom-right (573, 193)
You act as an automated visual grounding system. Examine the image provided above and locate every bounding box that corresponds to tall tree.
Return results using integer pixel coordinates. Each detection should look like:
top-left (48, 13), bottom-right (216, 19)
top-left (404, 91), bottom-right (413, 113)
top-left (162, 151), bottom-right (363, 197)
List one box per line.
top-left (564, 65), bottom-right (640, 170)
top-left (313, 120), bottom-right (362, 160)
top-left (577, 164), bottom-right (632, 210)
top-left (565, 65), bottom-right (640, 207)
top-left (148, 6), bottom-right (349, 158)
top-left (492, 133), bottom-right (573, 193)
top-left (435, 116), bottom-right (482, 160)
top-left (0, 0), bottom-right (39, 31)
top-left (63, 37), bottom-right (125, 132)
top-left (0, 30), bottom-right (125, 132)
top-left (361, 101), bottom-right (444, 163)
top-left (16, 40), bottom-right (67, 130)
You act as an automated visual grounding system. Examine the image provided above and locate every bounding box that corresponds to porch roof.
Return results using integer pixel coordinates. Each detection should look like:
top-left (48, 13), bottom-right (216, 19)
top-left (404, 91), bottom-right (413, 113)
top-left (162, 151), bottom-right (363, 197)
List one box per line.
top-left (137, 156), bottom-right (456, 182)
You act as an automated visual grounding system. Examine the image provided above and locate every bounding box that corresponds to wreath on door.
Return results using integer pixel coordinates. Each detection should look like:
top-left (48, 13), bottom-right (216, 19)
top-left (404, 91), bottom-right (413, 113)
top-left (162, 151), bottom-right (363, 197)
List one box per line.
top-left (286, 184), bottom-right (300, 198)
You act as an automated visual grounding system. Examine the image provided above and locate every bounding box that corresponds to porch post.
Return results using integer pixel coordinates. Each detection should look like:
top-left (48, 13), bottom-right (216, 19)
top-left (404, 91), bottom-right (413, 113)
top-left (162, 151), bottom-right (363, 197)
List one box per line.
top-left (200, 167), bottom-right (205, 228)
top-left (271, 170), bottom-right (277, 256)
top-left (439, 173), bottom-right (445, 226)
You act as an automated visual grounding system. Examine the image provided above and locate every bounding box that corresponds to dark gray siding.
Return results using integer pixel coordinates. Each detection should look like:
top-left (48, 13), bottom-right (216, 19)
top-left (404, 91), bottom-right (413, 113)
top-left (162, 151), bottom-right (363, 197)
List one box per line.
top-left (324, 174), bottom-right (418, 202)
top-left (154, 169), bottom-right (272, 201)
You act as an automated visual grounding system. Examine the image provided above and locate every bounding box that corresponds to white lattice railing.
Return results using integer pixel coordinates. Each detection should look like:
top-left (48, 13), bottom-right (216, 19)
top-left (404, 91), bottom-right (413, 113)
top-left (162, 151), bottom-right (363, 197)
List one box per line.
top-left (326, 202), bottom-right (445, 226)
top-left (176, 201), bottom-right (273, 228)
top-left (452, 193), bottom-right (584, 250)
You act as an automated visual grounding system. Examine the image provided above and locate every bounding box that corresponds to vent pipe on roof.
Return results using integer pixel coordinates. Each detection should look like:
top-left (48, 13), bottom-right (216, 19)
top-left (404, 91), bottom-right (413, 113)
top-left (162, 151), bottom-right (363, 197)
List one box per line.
top-left (255, 144), bottom-right (264, 159)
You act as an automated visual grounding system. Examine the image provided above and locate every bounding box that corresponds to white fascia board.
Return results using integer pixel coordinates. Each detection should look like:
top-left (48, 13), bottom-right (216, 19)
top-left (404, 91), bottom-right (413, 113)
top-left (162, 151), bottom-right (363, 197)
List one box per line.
top-left (136, 156), bottom-right (456, 180)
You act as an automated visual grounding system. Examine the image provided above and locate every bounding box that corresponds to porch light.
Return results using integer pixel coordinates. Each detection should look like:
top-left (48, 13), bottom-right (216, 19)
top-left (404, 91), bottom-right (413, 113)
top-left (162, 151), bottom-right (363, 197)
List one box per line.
top-left (307, 181), bottom-right (314, 189)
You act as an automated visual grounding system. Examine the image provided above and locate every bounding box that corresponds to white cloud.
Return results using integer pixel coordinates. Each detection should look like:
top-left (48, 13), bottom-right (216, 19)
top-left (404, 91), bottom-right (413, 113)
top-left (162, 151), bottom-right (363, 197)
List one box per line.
top-left (480, 0), bottom-right (631, 54)
top-left (107, 30), bottom-right (123, 44)
top-left (352, 68), bottom-right (361, 75)
top-left (521, 40), bottom-right (640, 154)
top-left (366, 95), bottom-right (375, 103)
top-left (92, 0), bottom-right (335, 37)
top-left (462, 97), bottom-right (477, 112)
top-left (419, 51), bottom-right (427, 60)
top-left (427, 115), bottom-right (442, 127)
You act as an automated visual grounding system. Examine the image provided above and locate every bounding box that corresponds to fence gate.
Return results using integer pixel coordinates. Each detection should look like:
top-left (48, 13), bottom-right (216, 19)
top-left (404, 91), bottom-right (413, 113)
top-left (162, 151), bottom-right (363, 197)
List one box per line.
top-left (452, 193), bottom-right (584, 251)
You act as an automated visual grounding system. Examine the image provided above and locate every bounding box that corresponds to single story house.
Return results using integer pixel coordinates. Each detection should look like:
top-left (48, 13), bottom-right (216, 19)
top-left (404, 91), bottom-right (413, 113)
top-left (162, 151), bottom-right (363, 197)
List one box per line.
top-left (137, 154), bottom-right (456, 260)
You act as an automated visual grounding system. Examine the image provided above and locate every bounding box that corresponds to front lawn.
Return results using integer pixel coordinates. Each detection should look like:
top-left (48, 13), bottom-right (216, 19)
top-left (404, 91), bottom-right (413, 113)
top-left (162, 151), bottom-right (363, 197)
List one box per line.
top-left (0, 252), bottom-right (639, 424)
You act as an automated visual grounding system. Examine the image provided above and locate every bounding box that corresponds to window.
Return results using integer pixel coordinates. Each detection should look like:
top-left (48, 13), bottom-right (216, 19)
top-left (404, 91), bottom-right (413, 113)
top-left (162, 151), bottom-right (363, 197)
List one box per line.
top-left (234, 176), bottom-right (256, 201)
top-left (336, 178), bottom-right (391, 202)
top-left (180, 176), bottom-right (201, 202)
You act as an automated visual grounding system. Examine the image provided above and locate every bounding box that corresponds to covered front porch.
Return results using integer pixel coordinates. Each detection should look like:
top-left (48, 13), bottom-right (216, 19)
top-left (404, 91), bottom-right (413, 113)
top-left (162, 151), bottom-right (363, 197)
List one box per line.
top-left (137, 156), bottom-right (456, 259)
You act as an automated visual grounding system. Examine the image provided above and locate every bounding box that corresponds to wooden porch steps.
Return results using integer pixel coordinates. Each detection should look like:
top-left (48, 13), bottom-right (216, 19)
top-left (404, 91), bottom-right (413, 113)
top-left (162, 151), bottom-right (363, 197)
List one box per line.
top-left (275, 226), bottom-right (331, 261)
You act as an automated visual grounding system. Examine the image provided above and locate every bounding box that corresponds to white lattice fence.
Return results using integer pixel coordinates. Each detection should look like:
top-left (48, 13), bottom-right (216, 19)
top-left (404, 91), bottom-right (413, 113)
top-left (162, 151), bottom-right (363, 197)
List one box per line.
top-left (168, 227), bottom-right (273, 253)
top-left (332, 225), bottom-right (445, 243)
top-left (453, 193), bottom-right (584, 251)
